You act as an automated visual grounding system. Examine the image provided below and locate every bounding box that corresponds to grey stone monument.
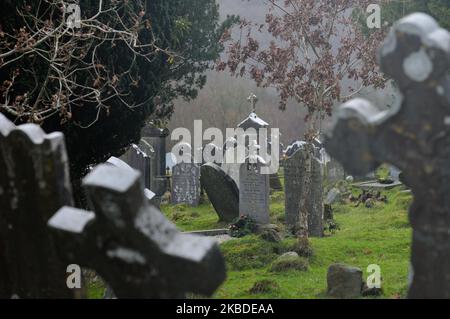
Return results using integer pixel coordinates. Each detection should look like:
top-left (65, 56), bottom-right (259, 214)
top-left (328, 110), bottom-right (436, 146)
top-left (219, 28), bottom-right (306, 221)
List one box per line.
top-left (324, 13), bottom-right (450, 298)
top-left (0, 114), bottom-right (74, 298)
top-left (171, 161), bottom-right (201, 206)
top-left (141, 124), bottom-right (170, 196)
top-left (284, 142), bottom-right (323, 237)
top-left (239, 157), bottom-right (270, 224)
top-left (200, 163), bottom-right (239, 222)
top-left (120, 143), bottom-right (153, 190)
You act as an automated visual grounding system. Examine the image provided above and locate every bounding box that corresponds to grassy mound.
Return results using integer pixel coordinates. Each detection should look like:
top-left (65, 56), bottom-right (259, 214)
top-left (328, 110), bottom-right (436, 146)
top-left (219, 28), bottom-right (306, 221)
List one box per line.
top-left (270, 256), bottom-right (309, 272)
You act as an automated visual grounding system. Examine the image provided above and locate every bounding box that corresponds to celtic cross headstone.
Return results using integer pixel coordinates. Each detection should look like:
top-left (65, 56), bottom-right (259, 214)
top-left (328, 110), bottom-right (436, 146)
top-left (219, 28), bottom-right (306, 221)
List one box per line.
top-left (324, 13), bottom-right (450, 298)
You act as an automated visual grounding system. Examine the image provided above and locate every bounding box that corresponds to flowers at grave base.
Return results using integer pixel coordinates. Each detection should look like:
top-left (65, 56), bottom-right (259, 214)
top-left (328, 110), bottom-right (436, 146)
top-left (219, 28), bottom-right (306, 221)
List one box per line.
top-left (228, 215), bottom-right (257, 238)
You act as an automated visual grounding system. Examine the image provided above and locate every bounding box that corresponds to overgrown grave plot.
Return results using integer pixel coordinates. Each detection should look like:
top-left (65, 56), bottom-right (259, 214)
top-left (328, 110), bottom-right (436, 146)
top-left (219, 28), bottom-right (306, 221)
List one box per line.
top-left (153, 180), bottom-right (412, 299)
top-left (213, 187), bottom-right (412, 299)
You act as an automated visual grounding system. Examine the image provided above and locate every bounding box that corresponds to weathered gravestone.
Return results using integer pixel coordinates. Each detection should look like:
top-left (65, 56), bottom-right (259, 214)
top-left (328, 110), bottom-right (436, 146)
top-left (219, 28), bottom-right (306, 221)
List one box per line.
top-left (284, 142), bottom-right (324, 237)
top-left (141, 125), bottom-right (170, 196)
top-left (324, 13), bottom-right (450, 298)
top-left (239, 158), bottom-right (270, 224)
top-left (0, 114), bottom-right (74, 298)
top-left (121, 143), bottom-right (153, 191)
top-left (0, 114), bottom-right (226, 298)
top-left (171, 162), bottom-right (201, 206)
top-left (106, 156), bottom-right (159, 207)
top-left (200, 163), bottom-right (239, 222)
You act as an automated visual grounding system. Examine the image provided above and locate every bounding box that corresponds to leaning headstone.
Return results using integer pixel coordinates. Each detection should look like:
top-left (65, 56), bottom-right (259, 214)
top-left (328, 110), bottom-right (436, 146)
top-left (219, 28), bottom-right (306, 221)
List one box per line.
top-left (171, 162), bottom-right (201, 206)
top-left (284, 143), bottom-right (324, 237)
top-left (0, 114), bottom-right (74, 298)
top-left (49, 164), bottom-right (226, 298)
top-left (324, 13), bottom-right (450, 298)
top-left (239, 158), bottom-right (270, 224)
top-left (200, 163), bottom-right (239, 222)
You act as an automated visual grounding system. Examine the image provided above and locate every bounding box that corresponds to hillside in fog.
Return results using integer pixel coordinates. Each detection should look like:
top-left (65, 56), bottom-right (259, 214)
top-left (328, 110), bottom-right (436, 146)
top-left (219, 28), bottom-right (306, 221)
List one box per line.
top-left (167, 0), bottom-right (398, 148)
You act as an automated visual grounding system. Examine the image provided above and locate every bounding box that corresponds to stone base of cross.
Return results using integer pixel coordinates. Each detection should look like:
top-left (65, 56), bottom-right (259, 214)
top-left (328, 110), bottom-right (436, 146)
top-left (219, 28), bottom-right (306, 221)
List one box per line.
top-left (324, 13), bottom-right (450, 298)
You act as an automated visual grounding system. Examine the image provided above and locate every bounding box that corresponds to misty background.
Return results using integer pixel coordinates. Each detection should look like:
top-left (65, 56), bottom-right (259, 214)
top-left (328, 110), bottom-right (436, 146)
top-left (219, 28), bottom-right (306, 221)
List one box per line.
top-left (167, 0), bottom-right (399, 148)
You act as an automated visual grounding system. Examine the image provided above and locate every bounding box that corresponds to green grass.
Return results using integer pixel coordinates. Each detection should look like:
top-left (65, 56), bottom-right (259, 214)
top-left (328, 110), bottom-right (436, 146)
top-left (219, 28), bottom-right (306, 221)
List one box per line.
top-left (88, 182), bottom-right (413, 299)
top-left (160, 201), bottom-right (228, 231)
top-left (212, 187), bottom-right (412, 299)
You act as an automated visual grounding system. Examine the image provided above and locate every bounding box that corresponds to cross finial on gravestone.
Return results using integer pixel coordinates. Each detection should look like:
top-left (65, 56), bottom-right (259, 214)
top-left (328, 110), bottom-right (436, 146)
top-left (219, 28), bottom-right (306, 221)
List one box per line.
top-left (324, 13), bottom-right (450, 299)
top-left (248, 92), bottom-right (258, 113)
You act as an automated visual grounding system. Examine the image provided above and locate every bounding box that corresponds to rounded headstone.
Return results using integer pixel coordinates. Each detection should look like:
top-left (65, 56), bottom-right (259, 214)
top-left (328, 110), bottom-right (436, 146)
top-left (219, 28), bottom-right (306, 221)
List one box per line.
top-left (200, 163), bottom-right (239, 222)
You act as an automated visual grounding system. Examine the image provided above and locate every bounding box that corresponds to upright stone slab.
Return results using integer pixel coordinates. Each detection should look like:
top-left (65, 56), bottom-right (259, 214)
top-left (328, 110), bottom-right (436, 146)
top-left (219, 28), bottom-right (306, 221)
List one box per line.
top-left (239, 158), bottom-right (270, 224)
top-left (200, 163), bottom-right (239, 222)
top-left (269, 173), bottom-right (283, 191)
top-left (107, 156), bottom-right (159, 207)
top-left (284, 143), bottom-right (324, 237)
top-left (141, 125), bottom-right (170, 196)
top-left (309, 157), bottom-right (324, 237)
top-left (0, 114), bottom-right (75, 298)
top-left (324, 13), bottom-right (450, 298)
top-left (284, 148), bottom-right (306, 227)
top-left (325, 158), bottom-right (346, 183)
top-left (171, 162), bottom-right (201, 206)
top-left (121, 143), bottom-right (153, 190)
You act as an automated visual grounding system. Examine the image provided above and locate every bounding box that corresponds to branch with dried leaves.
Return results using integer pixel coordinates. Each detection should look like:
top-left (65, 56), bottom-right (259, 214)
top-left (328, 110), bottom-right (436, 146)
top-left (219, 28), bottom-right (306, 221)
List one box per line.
top-left (0, 0), bottom-right (179, 127)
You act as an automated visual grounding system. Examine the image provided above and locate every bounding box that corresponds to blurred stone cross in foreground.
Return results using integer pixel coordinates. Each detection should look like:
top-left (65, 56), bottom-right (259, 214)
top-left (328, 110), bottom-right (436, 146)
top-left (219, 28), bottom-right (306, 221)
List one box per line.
top-left (0, 113), bottom-right (226, 298)
top-left (325, 13), bottom-right (450, 298)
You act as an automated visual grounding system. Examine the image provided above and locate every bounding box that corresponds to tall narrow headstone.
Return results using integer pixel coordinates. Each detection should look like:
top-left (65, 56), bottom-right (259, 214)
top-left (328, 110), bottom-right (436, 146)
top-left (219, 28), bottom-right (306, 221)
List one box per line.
top-left (284, 143), bottom-right (323, 237)
top-left (49, 164), bottom-right (226, 298)
top-left (121, 143), bottom-right (153, 190)
top-left (141, 125), bottom-right (170, 196)
top-left (0, 114), bottom-right (75, 298)
top-left (239, 158), bottom-right (270, 224)
top-left (324, 157), bottom-right (346, 183)
top-left (171, 162), bottom-right (201, 206)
